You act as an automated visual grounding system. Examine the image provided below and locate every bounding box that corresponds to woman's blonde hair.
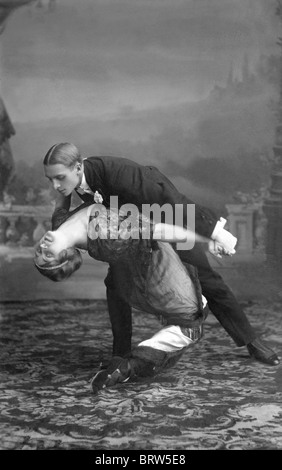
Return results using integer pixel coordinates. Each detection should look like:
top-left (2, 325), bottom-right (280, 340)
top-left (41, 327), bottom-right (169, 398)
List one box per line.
top-left (34, 247), bottom-right (83, 282)
top-left (43, 142), bottom-right (83, 168)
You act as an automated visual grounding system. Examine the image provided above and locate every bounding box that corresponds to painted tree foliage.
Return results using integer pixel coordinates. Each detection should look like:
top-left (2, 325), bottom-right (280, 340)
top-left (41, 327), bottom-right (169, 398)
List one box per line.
top-left (0, 1), bottom-right (40, 201)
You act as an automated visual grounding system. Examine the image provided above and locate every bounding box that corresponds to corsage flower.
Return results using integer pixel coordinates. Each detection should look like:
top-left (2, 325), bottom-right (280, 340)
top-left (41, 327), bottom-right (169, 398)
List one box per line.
top-left (94, 191), bottom-right (103, 204)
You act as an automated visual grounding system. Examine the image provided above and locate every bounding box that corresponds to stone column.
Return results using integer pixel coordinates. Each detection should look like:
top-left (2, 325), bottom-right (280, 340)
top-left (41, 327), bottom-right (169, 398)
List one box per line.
top-left (225, 204), bottom-right (254, 255)
top-left (263, 5), bottom-right (282, 268)
top-left (225, 203), bottom-right (267, 263)
top-left (263, 124), bottom-right (282, 266)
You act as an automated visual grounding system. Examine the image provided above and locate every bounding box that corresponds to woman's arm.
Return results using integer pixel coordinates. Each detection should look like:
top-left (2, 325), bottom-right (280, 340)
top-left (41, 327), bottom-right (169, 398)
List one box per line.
top-left (152, 223), bottom-right (209, 244)
top-left (152, 223), bottom-right (236, 257)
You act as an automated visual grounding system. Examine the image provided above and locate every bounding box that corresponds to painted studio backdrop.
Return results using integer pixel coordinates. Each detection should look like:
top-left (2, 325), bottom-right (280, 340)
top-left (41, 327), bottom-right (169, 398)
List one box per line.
top-left (0, 0), bottom-right (282, 299)
top-left (1, 0), bottom-right (282, 452)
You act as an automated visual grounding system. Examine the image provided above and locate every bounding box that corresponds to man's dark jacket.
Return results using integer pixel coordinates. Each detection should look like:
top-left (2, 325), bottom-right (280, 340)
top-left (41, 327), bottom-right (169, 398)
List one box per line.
top-left (79, 156), bottom-right (217, 237)
top-left (52, 156), bottom-right (256, 355)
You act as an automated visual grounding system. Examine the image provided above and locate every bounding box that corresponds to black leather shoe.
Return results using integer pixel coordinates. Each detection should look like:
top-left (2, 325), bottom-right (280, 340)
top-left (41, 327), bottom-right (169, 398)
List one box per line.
top-left (91, 356), bottom-right (131, 394)
top-left (247, 338), bottom-right (280, 366)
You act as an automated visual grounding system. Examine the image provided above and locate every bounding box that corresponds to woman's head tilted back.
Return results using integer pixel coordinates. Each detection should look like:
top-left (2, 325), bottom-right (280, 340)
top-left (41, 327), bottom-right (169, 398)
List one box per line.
top-left (43, 143), bottom-right (84, 197)
top-left (34, 246), bottom-right (83, 282)
top-left (34, 213), bottom-right (83, 282)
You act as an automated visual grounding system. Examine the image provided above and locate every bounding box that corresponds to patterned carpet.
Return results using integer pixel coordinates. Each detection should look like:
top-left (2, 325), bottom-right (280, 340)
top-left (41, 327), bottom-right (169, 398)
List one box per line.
top-left (0, 298), bottom-right (282, 450)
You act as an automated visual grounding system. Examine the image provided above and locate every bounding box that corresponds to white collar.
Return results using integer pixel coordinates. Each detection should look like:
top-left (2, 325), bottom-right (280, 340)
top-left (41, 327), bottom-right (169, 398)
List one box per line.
top-left (79, 172), bottom-right (94, 194)
top-left (79, 172), bottom-right (89, 191)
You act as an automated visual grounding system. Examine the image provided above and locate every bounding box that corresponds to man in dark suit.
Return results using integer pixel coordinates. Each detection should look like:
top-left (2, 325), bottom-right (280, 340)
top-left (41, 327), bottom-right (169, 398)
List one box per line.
top-left (43, 142), bottom-right (280, 371)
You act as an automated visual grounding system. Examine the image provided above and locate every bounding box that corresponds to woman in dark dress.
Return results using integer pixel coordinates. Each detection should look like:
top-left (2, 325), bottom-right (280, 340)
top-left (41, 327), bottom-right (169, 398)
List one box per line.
top-left (34, 203), bottom-right (210, 393)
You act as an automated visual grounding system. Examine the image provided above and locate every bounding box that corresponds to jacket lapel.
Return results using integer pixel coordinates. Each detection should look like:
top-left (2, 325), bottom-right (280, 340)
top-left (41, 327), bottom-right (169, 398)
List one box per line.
top-left (83, 159), bottom-right (110, 207)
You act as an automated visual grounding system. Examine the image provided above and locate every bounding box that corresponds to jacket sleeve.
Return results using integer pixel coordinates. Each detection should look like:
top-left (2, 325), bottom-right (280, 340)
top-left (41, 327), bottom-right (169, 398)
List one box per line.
top-left (51, 193), bottom-right (92, 230)
top-left (106, 162), bottom-right (218, 239)
top-left (51, 194), bottom-right (72, 230)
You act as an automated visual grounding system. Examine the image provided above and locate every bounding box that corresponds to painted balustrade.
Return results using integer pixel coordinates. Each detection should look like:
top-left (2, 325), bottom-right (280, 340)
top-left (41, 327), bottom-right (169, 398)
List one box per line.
top-left (0, 202), bottom-right (267, 259)
top-left (225, 203), bottom-right (267, 261)
top-left (0, 204), bottom-right (53, 247)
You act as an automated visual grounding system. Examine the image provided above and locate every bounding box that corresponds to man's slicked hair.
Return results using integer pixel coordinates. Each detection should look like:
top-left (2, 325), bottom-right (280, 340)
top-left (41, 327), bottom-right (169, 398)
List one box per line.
top-left (43, 142), bottom-right (83, 168)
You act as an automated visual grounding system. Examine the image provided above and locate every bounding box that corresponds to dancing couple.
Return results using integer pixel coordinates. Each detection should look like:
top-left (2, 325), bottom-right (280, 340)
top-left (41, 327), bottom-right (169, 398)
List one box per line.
top-left (34, 143), bottom-right (279, 394)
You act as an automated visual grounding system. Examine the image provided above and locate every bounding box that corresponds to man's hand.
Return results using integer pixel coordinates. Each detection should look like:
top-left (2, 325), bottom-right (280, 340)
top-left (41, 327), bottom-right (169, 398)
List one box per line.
top-left (208, 240), bottom-right (236, 258)
top-left (210, 217), bottom-right (237, 257)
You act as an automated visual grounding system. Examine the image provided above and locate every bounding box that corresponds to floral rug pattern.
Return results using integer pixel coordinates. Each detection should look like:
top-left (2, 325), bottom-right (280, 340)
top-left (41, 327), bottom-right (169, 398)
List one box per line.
top-left (0, 299), bottom-right (282, 450)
